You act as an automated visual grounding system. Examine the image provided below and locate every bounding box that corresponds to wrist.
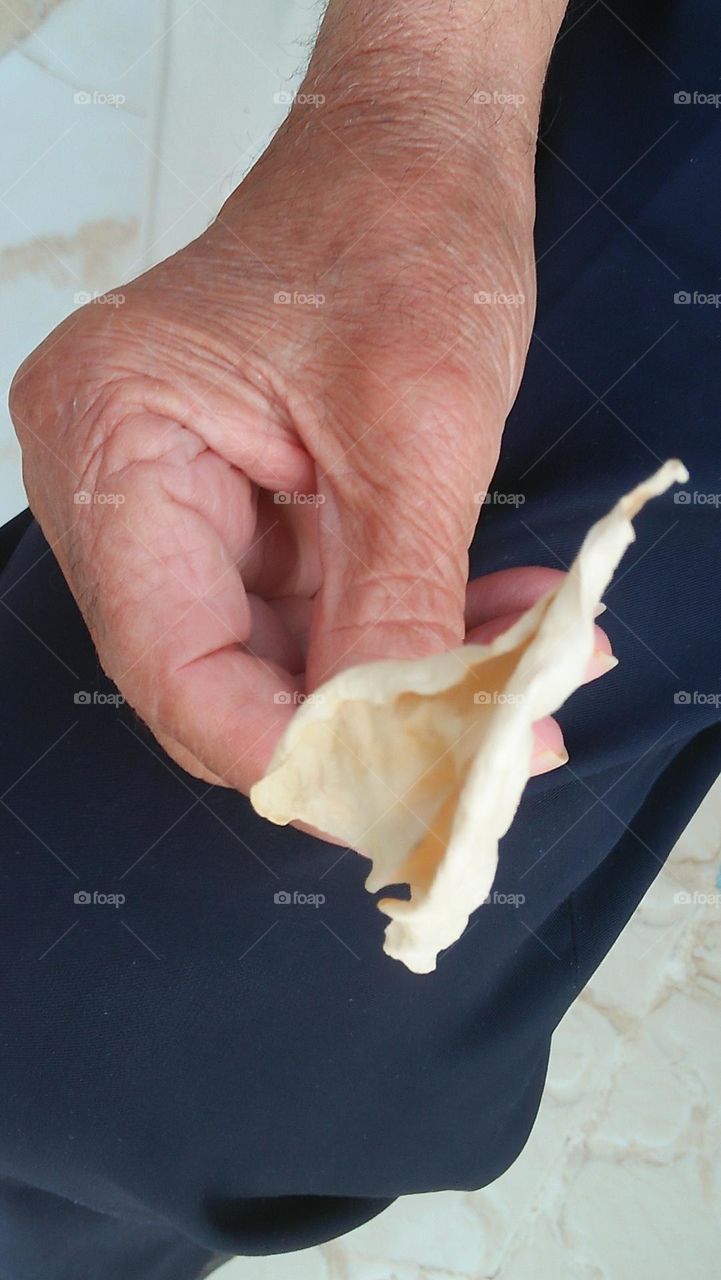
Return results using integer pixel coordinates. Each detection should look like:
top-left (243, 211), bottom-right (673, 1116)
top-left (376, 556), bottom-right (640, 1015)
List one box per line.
top-left (291, 0), bottom-right (567, 159)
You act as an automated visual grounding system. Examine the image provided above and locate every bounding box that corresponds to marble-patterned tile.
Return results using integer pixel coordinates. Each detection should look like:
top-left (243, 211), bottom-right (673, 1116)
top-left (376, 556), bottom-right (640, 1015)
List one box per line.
top-left (214, 1252), bottom-right (331, 1280)
top-left (533, 1000), bottom-right (721, 1280)
top-left (645, 927), bottom-right (721, 1097)
top-left (320, 1192), bottom-right (485, 1279)
top-left (0, 1), bottom-right (67, 57)
top-left (467, 999), bottom-right (620, 1273)
top-left (0, 0), bottom-right (161, 520)
top-left (577, 875), bottom-right (692, 1029)
top-left (0, 436), bottom-right (23, 523)
top-left (662, 772), bottom-right (721, 892)
top-left (17, 0), bottom-right (161, 114)
top-left (555, 1159), bottom-right (718, 1280)
top-left (0, 49), bottom-right (151, 265)
top-left (145, 0), bottom-right (322, 265)
top-left (498, 1215), bottom-right (602, 1280)
top-left (572, 777), bottom-right (721, 1027)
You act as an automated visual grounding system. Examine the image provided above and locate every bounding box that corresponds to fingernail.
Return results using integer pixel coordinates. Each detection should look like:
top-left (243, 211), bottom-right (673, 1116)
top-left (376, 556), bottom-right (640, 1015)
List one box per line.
top-left (590, 651), bottom-right (619, 678)
top-left (594, 602), bottom-right (607, 618)
top-left (535, 746), bottom-right (569, 773)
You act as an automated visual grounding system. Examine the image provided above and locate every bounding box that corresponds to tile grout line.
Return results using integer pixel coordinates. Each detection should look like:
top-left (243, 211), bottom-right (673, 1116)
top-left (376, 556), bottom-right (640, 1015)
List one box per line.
top-left (139, 0), bottom-right (175, 271)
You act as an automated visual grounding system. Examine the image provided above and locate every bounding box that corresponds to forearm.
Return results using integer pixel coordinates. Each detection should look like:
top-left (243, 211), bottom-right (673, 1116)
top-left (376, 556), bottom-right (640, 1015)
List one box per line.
top-left (298, 0), bottom-right (569, 155)
top-left (218, 0), bottom-right (564, 430)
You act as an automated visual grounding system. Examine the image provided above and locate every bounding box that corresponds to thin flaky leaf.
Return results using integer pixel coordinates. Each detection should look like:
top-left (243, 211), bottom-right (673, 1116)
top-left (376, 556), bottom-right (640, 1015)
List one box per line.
top-left (251, 461), bottom-right (688, 972)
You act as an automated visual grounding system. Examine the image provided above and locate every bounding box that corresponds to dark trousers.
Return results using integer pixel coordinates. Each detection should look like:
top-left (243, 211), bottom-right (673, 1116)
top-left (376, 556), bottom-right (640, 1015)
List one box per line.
top-left (1, 2), bottom-right (719, 1276)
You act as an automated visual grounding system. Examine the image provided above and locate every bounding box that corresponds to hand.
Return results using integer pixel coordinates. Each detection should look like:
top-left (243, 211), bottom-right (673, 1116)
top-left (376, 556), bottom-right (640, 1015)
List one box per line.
top-left (10, 2), bottom-right (599, 795)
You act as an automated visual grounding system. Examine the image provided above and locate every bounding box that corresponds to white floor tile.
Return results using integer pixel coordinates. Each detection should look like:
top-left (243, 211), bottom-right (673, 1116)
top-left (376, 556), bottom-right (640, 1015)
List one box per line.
top-left (0, 0), bottom-right (160, 519)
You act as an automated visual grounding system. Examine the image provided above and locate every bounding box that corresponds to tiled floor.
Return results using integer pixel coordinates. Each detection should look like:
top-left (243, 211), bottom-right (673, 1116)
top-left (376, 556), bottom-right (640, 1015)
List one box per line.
top-left (0, 0), bottom-right (159, 516)
top-left (1, 3), bottom-right (719, 1277)
top-left (0, 0), bottom-right (319, 520)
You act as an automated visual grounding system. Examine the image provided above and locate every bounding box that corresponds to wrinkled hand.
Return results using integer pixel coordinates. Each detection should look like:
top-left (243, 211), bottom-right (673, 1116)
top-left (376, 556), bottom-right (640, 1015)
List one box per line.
top-left (10, 85), bottom-right (611, 793)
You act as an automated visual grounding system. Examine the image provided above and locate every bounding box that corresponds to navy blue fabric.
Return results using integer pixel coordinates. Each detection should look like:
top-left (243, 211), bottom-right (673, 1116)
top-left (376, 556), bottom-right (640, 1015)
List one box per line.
top-left (1, 2), bottom-right (720, 1276)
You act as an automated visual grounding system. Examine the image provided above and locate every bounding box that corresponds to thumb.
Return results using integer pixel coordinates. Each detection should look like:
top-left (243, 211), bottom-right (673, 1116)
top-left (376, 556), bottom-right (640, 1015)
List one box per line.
top-left (306, 471), bottom-right (475, 689)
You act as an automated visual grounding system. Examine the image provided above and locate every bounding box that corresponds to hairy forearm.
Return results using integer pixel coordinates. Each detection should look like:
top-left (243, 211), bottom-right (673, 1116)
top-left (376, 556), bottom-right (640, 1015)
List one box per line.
top-left (313, 0), bottom-right (570, 80)
top-left (298, 0), bottom-right (569, 152)
top-left (220, 0), bottom-right (564, 414)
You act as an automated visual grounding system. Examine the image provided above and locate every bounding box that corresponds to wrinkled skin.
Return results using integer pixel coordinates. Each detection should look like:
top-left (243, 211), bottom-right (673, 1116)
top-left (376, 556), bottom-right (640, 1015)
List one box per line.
top-left (9, 93), bottom-right (613, 796)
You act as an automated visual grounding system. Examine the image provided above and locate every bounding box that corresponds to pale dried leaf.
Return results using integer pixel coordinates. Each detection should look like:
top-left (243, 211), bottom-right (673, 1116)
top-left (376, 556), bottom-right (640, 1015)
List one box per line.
top-left (251, 461), bottom-right (688, 973)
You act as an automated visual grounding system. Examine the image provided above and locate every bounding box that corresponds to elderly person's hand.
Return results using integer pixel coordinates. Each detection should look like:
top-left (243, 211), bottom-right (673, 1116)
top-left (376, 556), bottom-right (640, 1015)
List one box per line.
top-left (10, 0), bottom-right (608, 792)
